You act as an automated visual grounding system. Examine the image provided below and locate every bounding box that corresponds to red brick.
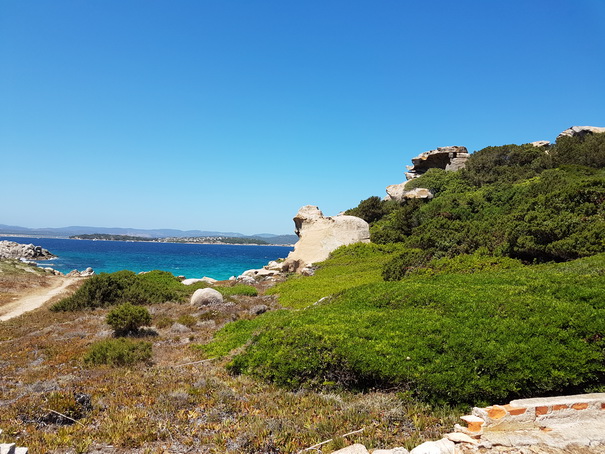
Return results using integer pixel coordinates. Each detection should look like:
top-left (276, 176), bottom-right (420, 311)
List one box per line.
top-left (572, 403), bottom-right (588, 410)
top-left (503, 404), bottom-right (527, 416)
top-left (487, 406), bottom-right (507, 419)
top-left (535, 406), bottom-right (549, 416)
top-left (552, 404), bottom-right (569, 411)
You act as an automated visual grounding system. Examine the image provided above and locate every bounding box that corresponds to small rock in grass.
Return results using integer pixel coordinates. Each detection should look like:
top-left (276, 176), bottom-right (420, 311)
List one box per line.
top-left (170, 322), bottom-right (191, 333)
top-left (249, 304), bottom-right (268, 315)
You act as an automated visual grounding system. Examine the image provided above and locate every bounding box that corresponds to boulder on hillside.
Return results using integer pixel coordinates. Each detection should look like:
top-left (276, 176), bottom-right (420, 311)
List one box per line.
top-left (385, 183), bottom-right (434, 202)
top-left (530, 140), bottom-right (550, 147)
top-left (557, 126), bottom-right (605, 140)
top-left (191, 288), bottom-right (223, 306)
top-left (0, 240), bottom-right (56, 260)
top-left (405, 146), bottom-right (469, 180)
top-left (281, 206), bottom-right (370, 273)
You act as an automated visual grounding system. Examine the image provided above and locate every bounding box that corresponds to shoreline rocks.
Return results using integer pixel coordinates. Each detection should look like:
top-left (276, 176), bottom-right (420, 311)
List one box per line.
top-left (0, 240), bottom-right (55, 261)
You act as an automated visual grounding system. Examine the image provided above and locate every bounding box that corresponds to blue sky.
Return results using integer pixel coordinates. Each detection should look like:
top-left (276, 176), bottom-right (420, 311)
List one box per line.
top-left (1, 0), bottom-right (604, 235)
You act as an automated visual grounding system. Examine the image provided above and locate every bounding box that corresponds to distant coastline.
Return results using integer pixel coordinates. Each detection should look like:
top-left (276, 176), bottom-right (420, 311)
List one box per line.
top-left (69, 233), bottom-right (286, 246)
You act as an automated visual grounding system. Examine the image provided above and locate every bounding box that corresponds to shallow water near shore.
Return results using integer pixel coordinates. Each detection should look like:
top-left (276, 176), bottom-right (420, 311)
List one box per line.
top-left (1, 236), bottom-right (293, 280)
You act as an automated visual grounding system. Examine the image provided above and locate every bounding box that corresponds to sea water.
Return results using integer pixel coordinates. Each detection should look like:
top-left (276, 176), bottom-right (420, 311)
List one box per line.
top-left (0, 236), bottom-right (293, 281)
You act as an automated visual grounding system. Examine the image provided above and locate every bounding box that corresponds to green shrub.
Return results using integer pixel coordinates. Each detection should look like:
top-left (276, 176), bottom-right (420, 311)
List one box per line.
top-left (106, 303), bottom-right (152, 335)
top-left (51, 270), bottom-right (199, 311)
top-left (176, 314), bottom-right (197, 328)
top-left (154, 316), bottom-right (174, 329)
top-left (83, 338), bottom-right (152, 366)
top-left (266, 243), bottom-right (402, 309)
top-left (344, 196), bottom-right (394, 224)
top-left (382, 249), bottom-right (433, 281)
top-left (216, 285), bottom-right (258, 297)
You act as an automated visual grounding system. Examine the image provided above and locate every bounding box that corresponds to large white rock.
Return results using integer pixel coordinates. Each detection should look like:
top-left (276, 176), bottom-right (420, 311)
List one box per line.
top-left (330, 444), bottom-right (370, 454)
top-left (409, 439), bottom-right (455, 454)
top-left (191, 288), bottom-right (223, 306)
top-left (372, 448), bottom-right (409, 454)
top-left (557, 125), bottom-right (605, 140)
top-left (281, 206), bottom-right (370, 273)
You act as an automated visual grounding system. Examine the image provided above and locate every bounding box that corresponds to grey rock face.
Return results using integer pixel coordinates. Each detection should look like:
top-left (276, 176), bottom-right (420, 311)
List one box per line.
top-left (0, 241), bottom-right (55, 260)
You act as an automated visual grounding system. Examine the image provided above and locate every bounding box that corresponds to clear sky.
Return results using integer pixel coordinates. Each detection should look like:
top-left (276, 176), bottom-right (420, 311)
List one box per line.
top-left (1, 0), bottom-right (604, 235)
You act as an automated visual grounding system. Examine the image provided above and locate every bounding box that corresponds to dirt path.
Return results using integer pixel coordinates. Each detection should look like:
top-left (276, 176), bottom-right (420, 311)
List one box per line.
top-left (0, 277), bottom-right (74, 321)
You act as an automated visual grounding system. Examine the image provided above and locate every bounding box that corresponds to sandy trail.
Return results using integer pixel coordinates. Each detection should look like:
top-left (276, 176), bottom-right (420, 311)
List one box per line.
top-left (0, 277), bottom-right (74, 321)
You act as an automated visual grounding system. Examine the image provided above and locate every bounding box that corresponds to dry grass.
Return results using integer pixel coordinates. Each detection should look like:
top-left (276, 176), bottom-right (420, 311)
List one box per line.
top-left (0, 264), bottom-right (462, 454)
top-left (0, 260), bottom-right (55, 306)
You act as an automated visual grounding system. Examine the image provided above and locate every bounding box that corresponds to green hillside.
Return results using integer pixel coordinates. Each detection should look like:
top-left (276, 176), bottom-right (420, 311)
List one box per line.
top-left (203, 131), bottom-right (605, 406)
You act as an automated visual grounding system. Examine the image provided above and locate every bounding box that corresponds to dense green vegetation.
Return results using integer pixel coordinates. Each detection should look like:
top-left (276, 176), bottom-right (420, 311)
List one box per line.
top-left (205, 248), bottom-right (605, 405)
top-left (106, 302), bottom-right (152, 335)
top-left (50, 270), bottom-right (206, 311)
top-left (203, 131), bottom-right (605, 405)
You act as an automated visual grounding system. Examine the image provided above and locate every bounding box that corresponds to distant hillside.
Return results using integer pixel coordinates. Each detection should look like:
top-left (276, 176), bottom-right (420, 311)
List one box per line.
top-left (0, 224), bottom-right (298, 245)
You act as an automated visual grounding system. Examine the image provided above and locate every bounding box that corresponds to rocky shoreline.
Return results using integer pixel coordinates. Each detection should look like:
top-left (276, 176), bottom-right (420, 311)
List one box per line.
top-left (0, 241), bottom-right (55, 261)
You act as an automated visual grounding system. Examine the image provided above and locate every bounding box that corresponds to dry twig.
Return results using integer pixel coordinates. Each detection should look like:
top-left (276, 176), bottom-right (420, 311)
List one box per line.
top-left (298, 427), bottom-right (366, 453)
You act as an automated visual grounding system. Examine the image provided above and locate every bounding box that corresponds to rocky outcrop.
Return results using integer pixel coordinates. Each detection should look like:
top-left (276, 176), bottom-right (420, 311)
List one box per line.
top-left (557, 125), bottom-right (605, 140)
top-left (66, 267), bottom-right (95, 277)
top-left (405, 146), bottom-right (469, 180)
top-left (191, 288), bottom-right (223, 306)
top-left (280, 206), bottom-right (370, 273)
top-left (385, 184), bottom-right (434, 202)
top-left (530, 140), bottom-right (550, 147)
top-left (0, 241), bottom-right (55, 260)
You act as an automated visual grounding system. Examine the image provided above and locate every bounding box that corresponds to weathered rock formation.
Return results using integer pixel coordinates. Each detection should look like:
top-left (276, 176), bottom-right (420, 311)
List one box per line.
top-left (281, 206), bottom-right (370, 273)
top-left (0, 240), bottom-right (55, 260)
top-left (384, 146), bottom-right (468, 202)
top-left (385, 184), bottom-right (434, 202)
top-left (530, 140), bottom-right (550, 147)
top-left (405, 146), bottom-right (469, 180)
top-left (557, 125), bottom-right (605, 140)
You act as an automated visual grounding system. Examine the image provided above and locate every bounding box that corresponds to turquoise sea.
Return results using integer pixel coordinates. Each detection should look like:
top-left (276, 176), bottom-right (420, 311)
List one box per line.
top-left (1, 236), bottom-right (293, 281)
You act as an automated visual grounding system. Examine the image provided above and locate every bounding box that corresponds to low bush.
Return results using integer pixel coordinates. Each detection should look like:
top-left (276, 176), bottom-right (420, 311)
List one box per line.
top-left (382, 249), bottom-right (433, 281)
top-left (207, 254), bottom-right (605, 405)
top-left (51, 270), bottom-right (205, 311)
top-left (83, 338), bottom-right (152, 366)
top-left (176, 314), bottom-right (197, 328)
top-left (106, 303), bottom-right (152, 335)
top-left (266, 243), bottom-right (404, 309)
top-left (216, 285), bottom-right (258, 297)
top-left (383, 251), bottom-right (523, 281)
